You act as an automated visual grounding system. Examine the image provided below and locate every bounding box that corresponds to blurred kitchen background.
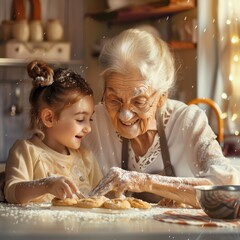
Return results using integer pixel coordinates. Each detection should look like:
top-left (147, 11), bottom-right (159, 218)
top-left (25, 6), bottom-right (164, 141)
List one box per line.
top-left (0, 0), bottom-right (239, 164)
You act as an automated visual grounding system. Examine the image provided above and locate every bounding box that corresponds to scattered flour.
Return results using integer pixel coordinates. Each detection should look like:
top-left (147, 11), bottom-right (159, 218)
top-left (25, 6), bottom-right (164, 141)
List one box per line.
top-left (0, 202), bottom-right (165, 225)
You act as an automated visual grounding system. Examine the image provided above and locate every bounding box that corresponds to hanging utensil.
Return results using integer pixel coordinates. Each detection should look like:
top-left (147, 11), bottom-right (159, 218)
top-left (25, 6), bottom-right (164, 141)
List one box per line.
top-left (9, 86), bottom-right (23, 116)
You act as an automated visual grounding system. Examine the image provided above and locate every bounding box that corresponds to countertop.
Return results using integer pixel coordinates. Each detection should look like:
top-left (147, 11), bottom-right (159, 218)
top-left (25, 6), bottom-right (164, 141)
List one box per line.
top-left (1, 202), bottom-right (240, 240)
top-left (1, 160), bottom-right (240, 240)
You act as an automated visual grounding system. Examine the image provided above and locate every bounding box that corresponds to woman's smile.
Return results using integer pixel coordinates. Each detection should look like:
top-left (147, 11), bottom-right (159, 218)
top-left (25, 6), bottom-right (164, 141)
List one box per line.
top-left (120, 119), bottom-right (139, 126)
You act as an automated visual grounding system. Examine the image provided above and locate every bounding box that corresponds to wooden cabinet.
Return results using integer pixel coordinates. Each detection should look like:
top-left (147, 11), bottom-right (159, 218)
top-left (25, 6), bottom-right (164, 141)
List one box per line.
top-left (84, 0), bottom-right (197, 103)
top-left (86, 0), bottom-right (196, 49)
top-left (87, 0), bottom-right (195, 24)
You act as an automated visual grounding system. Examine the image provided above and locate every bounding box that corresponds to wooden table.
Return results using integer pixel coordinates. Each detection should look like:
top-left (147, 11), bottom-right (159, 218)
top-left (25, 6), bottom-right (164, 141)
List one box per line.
top-left (0, 202), bottom-right (240, 240)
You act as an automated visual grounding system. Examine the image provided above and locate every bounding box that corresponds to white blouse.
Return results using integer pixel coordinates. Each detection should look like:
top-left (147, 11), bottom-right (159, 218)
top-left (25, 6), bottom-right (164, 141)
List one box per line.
top-left (83, 99), bottom-right (240, 185)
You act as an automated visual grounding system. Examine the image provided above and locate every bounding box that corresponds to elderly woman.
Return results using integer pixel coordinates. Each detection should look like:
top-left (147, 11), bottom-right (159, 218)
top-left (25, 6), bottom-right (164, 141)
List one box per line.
top-left (82, 28), bottom-right (240, 208)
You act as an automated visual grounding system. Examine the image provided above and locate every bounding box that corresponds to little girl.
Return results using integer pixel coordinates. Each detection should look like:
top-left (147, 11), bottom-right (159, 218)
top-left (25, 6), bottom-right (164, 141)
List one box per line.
top-left (4, 60), bottom-right (102, 204)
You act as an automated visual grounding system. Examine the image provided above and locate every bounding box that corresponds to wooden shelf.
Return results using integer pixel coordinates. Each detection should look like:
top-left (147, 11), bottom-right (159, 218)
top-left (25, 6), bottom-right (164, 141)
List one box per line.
top-left (169, 41), bottom-right (196, 50)
top-left (0, 58), bottom-right (83, 67)
top-left (86, 1), bottom-right (195, 24)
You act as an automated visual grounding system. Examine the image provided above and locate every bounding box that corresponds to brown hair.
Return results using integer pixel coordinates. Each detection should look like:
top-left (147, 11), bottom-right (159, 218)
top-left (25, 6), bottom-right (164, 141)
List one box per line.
top-left (27, 60), bottom-right (93, 134)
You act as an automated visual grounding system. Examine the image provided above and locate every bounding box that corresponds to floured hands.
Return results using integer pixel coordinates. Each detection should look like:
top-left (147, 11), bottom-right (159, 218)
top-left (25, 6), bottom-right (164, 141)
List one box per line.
top-left (14, 175), bottom-right (81, 204)
top-left (45, 176), bottom-right (78, 199)
top-left (89, 167), bottom-right (148, 197)
top-left (88, 167), bottom-right (212, 208)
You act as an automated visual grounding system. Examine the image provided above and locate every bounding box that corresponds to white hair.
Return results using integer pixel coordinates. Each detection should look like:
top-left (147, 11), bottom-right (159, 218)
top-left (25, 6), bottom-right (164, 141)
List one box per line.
top-left (99, 28), bottom-right (176, 95)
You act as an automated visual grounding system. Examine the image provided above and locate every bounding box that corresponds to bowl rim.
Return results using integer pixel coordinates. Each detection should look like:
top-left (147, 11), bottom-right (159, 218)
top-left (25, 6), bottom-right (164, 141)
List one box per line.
top-left (194, 185), bottom-right (240, 191)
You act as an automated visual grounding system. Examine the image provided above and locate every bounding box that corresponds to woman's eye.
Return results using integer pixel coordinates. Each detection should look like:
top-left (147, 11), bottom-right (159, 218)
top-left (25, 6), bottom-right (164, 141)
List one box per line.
top-left (76, 119), bottom-right (84, 123)
top-left (133, 99), bottom-right (147, 108)
top-left (111, 99), bottom-right (121, 105)
top-left (106, 98), bottom-right (121, 106)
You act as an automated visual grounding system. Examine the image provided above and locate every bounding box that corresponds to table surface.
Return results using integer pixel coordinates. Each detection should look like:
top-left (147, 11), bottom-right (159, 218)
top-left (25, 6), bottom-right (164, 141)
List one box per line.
top-left (0, 202), bottom-right (240, 240)
top-left (1, 160), bottom-right (240, 240)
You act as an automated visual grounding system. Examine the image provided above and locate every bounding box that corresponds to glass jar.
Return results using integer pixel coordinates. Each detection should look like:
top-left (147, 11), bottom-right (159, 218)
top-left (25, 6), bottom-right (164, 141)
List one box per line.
top-left (29, 20), bottom-right (43, 42)
top-left (12, 20), bottom-right (29, 42)
top-left (46, 19), bottom-right (63, 41)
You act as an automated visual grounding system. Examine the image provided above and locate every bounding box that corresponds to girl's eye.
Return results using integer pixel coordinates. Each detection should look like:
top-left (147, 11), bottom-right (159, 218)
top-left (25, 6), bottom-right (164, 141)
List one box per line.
top-left (77, 118), bottom-right (93, 122)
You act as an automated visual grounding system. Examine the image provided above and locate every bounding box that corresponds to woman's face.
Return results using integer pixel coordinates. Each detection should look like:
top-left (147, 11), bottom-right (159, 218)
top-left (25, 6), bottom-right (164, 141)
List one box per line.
top-left (103, 73), bottom-right (162, 139)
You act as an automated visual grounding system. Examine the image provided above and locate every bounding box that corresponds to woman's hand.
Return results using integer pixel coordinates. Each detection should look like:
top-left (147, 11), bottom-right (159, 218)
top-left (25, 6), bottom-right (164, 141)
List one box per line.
top-left (89, 167), bottom-right (213, 208)
top-left (45, 176), bottom-right (78, 199)
top-left (89, 167), bottom-right (148, 197)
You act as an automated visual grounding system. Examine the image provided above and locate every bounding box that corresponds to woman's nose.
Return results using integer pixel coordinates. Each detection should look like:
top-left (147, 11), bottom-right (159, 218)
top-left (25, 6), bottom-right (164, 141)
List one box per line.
top-left (118, 108), bottom-right (135, 121)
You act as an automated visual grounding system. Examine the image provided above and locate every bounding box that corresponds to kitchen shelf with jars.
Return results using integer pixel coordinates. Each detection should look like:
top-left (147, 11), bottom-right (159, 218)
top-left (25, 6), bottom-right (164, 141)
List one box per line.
top-left (0, 0), bottom-right (85, 163)
top-left (86, 0), bottom-right (196, 51)
top-left (0, 0), bottom-right (84, 68)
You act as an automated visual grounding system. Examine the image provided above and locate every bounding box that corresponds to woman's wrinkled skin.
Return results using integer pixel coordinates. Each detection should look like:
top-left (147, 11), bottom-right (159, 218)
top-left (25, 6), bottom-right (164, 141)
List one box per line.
top-left (103, 72), bottom-right (167, 159)
top-left (88, 29), bottom-right (215, 208)
top-left (103, 72), bottom-right (163, 139)
top-left (90, 167), bottom-right (149, 198)
top-left (91, 72), bottom-right (213, 208)
top-left (89, 167), bottom-right (212, 208)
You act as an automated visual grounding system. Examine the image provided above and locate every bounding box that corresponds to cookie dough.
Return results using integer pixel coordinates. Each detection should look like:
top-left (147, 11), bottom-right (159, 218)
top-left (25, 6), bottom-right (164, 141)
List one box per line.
top-left (103, 198), bottom-right (131, 210)
top-left (75, 196), bottom-right (108, 208)
top-left (52, 197), bottom-right (78, 206)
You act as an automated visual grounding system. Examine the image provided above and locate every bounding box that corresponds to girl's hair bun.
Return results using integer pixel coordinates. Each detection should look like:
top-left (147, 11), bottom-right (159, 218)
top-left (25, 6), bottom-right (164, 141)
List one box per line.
top-left (27, 60), bottom-right (54, 87)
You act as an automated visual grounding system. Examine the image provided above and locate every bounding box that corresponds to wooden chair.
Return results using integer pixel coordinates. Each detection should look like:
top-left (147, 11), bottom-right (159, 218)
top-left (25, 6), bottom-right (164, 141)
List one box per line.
top-left (188, 98), bottom-right (224, 146)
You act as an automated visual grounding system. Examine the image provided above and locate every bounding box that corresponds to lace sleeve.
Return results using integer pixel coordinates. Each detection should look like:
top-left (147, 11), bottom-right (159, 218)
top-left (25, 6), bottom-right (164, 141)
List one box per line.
top-left (183, 105), bottom-right (240, 185)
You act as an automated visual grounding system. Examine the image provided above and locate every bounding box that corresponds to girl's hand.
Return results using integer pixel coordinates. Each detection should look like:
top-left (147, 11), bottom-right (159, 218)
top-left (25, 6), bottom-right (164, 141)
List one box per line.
top-left (45, 176), bottom-right (78, 199)
top-left (89, 167), bottom-right (148, 198)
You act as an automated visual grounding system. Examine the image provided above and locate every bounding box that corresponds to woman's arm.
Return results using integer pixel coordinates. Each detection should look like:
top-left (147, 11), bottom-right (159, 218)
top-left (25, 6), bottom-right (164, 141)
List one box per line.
top-left (89, 167), bottom-right (212, 208)
top-left (145, 174), bottom-right (212, 208)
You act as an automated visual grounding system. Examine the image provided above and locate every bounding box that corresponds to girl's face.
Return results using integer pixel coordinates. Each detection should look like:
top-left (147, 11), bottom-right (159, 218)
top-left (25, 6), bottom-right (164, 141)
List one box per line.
top-left (43, 95), bottom-right (94, 154)
top-left (103, 73), bottom-right (163, 139)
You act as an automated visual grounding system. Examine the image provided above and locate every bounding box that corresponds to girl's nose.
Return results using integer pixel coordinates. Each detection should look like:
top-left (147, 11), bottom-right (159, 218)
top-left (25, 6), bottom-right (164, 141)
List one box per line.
top-left (83, 125), bottom-right (91, 134)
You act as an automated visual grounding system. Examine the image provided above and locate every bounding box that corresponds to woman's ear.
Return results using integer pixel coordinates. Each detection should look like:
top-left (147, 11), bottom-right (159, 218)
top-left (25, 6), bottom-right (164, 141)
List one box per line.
top-left (41, 108), bottom-right (55, 128)
top-left (157, 93), bottom-right (167, 108)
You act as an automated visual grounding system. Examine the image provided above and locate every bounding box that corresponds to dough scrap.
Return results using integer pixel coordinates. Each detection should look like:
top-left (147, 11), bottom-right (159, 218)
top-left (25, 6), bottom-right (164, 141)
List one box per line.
top-left (127, 197), bottom-right (151, 209)
top-left (158, 197), bottom-right (192, 208)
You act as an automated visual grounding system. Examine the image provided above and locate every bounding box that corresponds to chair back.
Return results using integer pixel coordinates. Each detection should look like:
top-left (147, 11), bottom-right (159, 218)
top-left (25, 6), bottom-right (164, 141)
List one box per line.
top-left (188, 98), bottom-right (224, 146)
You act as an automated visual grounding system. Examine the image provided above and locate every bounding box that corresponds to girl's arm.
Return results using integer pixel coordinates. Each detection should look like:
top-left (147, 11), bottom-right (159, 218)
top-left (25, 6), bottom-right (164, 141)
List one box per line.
top-left (4, 139), bottom-right (80, 204)
top-left (14, 176), bottom-right (78, 204)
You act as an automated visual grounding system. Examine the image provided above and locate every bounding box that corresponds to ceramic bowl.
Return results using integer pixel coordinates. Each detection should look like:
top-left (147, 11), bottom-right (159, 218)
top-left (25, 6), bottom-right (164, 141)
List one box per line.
top-left (194, 185), bottom-right (240, 219)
